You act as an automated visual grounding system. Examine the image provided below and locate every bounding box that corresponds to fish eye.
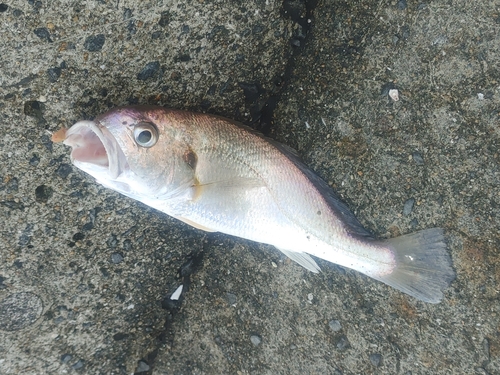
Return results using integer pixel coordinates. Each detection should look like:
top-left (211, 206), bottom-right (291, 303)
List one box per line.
top-left (133, 122), bottom-right (159, 148)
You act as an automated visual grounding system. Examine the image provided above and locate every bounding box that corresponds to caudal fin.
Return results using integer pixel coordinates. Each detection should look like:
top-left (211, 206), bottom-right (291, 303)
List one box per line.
top-left (374, 228), bottom-right (455, 303)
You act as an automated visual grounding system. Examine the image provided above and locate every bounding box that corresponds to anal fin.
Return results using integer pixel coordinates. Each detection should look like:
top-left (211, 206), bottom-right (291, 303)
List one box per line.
top-left (277, 248), bottom-right (321, 273)
top-left (176, 216), bottom-right (218, 233)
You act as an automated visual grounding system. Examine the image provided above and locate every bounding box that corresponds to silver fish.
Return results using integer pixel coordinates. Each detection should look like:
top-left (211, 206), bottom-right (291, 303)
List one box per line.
top-left (57, 105), bottom-right (455, 303)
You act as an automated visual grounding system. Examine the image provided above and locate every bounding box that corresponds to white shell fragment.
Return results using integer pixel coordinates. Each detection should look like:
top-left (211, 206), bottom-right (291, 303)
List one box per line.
top-left (388, 89), bottom-right (399, 101)
top-left (170, 285), bottom-right (183, 300)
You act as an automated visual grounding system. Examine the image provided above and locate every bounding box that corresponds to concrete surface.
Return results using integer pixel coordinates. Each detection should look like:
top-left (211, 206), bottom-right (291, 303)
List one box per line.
top-left (0, 0), bottom-right (499, 374)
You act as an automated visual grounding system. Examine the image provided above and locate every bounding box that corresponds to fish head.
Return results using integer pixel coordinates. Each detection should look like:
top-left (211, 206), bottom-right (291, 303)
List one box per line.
top-left (63, 106), bottom-right (195, 202)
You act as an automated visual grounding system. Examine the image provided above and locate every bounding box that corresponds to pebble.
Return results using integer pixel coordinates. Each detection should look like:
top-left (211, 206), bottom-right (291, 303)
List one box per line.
top-left (369, 353), bottom-right (382, 367)
top-left (71, 360), bottom-right (84, 370)
top-left (47, 67), bottom-right (61, 82)
top-left (33, 27), bottom-right (52, 42)
top-left (60, 354), bottom-right (72, 363)
top-left (113, 332), bottom-right (129, 341)
top-left (389, 89), bottom-right (399, 101)
top-left (403, 198), bottom-right (415, 216)
top-left (35, 185), bottom-right (53, 203)
top-left (107, 235), bottom-right (118, 248)
top-left (328, 319), bottom-right (342, 332)
top-left (136, 360), bottom-right (150, 372)
top-left (55, 164), bottom-right (72, 179)
top-left (84, 34), bottom-right (105, 52)
top-left (0, 3), bottom-right (8, 12)
top-left (137, 61), bottom-right (160, 81)
top-left (0, 292), bottom-right (43, 331)
top-left (238, 82), bottom-right (261, 101)
top-left (412, 151), bottom-right (424, 165)
top-left (170, 285), bottom-right (183, 300)
top-left (397, 0), bottom-right (407, 10)
top-left (110, 253), bottom-right (124, 264)
top-left (250, 334), bottom-right (262, 346)
top-left (29, 154), bottom-right (40, 167)
top-left (23, 100), bottom-right (44, 118)
top-left (158, 11), bottom-right (170, 27)
top-left (409, 218), bottom-right (419, 229)
top-left (380, 82), bottom-right (396, 97)
top-left (123, 239), bottom-right (132, 251)
top-left (336, 336), bottom-right (349, 351)
top-left (226, 292), bottom-right (237, 306)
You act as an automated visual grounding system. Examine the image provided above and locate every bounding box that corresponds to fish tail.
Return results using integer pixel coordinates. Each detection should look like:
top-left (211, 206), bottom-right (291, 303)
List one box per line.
top-left (374, 228), bottom-right (455, 303)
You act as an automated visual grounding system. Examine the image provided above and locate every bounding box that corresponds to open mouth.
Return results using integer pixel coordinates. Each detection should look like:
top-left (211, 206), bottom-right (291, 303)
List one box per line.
top-left (63, 120), bottom-right (127, 179)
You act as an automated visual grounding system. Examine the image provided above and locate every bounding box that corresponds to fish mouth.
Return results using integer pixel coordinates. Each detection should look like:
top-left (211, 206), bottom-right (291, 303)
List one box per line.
top-left (63, 120), bottom-right (128, 179)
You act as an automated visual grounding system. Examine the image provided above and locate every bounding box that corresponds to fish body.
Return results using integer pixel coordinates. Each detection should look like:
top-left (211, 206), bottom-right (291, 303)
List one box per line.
top-left (60, 105), bottom-right (455, 303)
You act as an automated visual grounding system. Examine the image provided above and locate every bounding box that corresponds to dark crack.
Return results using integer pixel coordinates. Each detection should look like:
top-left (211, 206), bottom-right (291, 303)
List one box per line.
top-left (136, 245), bottom-right (205, 375)
top-left (258, 0), bottom-right (319, 135)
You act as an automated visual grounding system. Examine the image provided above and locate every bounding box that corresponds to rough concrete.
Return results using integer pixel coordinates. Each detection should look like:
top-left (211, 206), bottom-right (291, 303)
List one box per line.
top-left (1, 0), bottom-right (499, 374)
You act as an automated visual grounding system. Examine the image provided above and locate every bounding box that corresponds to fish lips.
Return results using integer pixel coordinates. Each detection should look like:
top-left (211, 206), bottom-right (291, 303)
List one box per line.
top-left (64, 120), bottom-right (128, 180)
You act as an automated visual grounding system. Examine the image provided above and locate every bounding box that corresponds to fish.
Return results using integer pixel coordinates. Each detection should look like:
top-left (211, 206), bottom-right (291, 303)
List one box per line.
top-left (55, 105), bottom-right (455, 303)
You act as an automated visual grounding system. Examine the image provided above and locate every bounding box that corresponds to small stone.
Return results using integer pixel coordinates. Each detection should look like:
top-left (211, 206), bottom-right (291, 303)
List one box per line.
top-left (401, 25), bottom-right (410, 39)
top-left (61, 354), bottom-right (72, 363)
top-left (107, 234), bottom-right (118, 248)
top-left (47, 67), bottom-right (61, 82)
top-left (136, 360), bottom-right (150, 373)
top-left (397, 0), bottom-right (407, 10)
top-left (113, 332), bottom-right (129, 341)
top-left (412, 151), bottom-right (424, 165)
top-left (72, 232), bottom-right (84, 241)
top-left (369, 353), bottom-right (382, 367)
top-left (35, 185), bottom-right (53, 203)
top-left (380, 82), bottom-right (396, 97)
top-left (170, 285), bottom-right (183, 300)
top-left (328, 319), bottom-right (342, 332)
top-left (123, 239), bottom-right (132, 251)
top-left (34, 27), bottom-right (52, 42)
top-left (137, 61), bottom-right (160, 81)
top-left (238, 82), bottom-right (262, 101)
top-left (0, 4), bottom-right (8, 12)
top-left (55, 164), bottom-right (72, 179)
top-left (71, 360), bottom-right (84, 370)
top-left (0, 292), bottom-right (43, 331)
top-left (29, 154), bottom-right (40, 166)
top-left (389, 89), bottom-right (399, 101)
top-left (84, 34), bottom-right (105, 52)
top-left (403, 198), bottom-right (415, 216)
top-left (336, 336), bottom-right (349, 351)
top-left (158, 11), bottom-right (170, 27)
top-left (252, 24), bottom-right (264, 34)
top-left (250, 334), bottom-right (262, 346)
top-left (5, 177), bottom-right (18, 193)
top-left (226, 292), bottom-right (237, 306)
top-left (409, 218), bottom-right (419, 229)
top-left (24, 100), bottom-right (44, 118)
top-left (110, 253), bottom-right (124, 264)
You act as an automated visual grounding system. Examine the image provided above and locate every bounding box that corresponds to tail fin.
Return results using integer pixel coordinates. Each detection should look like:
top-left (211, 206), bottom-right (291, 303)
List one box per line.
top-left (374, 228), bottom-right (455, 303)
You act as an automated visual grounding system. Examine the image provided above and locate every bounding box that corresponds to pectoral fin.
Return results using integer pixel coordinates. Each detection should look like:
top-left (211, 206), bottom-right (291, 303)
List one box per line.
top-left (277, 248), bottom-right (321, 273)
top-left (190, 177), bottom-right (265, 201)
